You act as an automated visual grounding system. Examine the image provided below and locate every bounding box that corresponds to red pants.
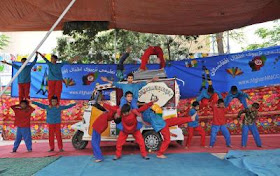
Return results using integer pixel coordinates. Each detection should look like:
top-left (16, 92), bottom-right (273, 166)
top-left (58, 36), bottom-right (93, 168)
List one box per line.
top-left (201, 93), bottom-right (219, 108)
top-left (116, 130), bottom-right (147, 158)
top-left (48, 123), bottom-right (63, 150)
top-left (158, 117), bottom-right (192, 155)
top-left (186, 126), bottom-right (206, 147)
top-left (48, 80), bottom-right (62, 104)
top-left (18, 83), bottom-right (30, 101)
top-left (140, 46), bottom-right (165, 70)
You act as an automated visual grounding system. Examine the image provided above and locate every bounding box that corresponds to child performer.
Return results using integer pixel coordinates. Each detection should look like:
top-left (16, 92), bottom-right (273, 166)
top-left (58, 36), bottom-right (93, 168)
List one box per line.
top-left (114, 101), bottom-right (155, 160)
top-left (185, 101), bottom-right (206, 148)
top-left (225, 86), bottom-right (250, 108)
top-left (10, 100), bottom-right (35, 152)
top-left (37, 52), bottom-right (78, 104)
top-left (1, 53), bottom-right (38, 101)
top-left (142, 104), bottom-right (196, 159)
top-left (91, 103), bottom-right (119, 162)
top-left (209, 99), bottom-right (231, 148)
top-left (101, 73), bottom-right (158, 109)
top-left (237, 103), bottom-right (262, 147)
top-left (32, 96), bottom-right (76, 152)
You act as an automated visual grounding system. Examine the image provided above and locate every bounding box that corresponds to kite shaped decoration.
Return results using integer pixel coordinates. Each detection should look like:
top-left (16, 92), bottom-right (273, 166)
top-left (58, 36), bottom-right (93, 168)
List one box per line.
top-left (226, 67), bottom-right (244, 78)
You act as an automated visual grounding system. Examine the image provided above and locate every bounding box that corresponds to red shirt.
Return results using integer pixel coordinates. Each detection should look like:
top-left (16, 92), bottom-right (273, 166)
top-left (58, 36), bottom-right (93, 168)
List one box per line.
top-left (92, 103), bottom-right (118, 134)
top-left (122, 102), bottom-right (153, 134)
top-left (212, 105), bottom-right (227, 125)
top-left (11, 105), bottom-right (35, 127)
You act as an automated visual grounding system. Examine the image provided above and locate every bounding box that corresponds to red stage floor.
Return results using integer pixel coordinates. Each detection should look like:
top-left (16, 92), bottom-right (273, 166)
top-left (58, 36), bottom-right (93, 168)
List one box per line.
top-left (0, 134), bottom-right (279, 158)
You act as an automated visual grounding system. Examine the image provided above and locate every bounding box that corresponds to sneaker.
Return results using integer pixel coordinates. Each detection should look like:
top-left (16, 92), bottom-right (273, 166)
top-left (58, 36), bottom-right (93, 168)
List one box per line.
top-left (95, 159), bottom-right (102, 163)
top-left (11, 150), bottom-right (16, 153)
top-left (209, 146), bottom-right (213, 148)
top-left (113, 156), bottom-right (120, 161)
top-left (257, 145), bottom-right (262, 148)
top-left (28, 150), bottom-right (32, 152)
top-left (241, 146), bottom-right (246, 148)
top-left (59, 149), bottom-right (64, 152)
top-left (48, 149), bottom-right (54, 152)
top-left (143, 156), bottom-right (150, 160)
top-left (227, 145), bottom-right (232, 148)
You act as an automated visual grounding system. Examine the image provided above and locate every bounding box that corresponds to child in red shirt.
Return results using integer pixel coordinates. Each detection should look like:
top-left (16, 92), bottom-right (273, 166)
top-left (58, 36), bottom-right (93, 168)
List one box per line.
top-left (209, 99), bottom-right (231, 148)
top-left (91, 103), bottom-right (119, 162)
top-left (10, 100), bottom-right (35, 152)
top-left (114, 101), bottom-right (154, 160)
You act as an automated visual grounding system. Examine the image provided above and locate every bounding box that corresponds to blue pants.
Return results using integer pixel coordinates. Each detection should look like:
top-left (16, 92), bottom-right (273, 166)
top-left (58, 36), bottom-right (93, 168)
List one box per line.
top-left (210, 125), bottom-right (231, 146)
top-left (13, 127), bottom-right (32, 151)
top-left (225, 96), bottom-right (248, 108)
top-left (242, 124), bottom-right (262, 147)
top-left (91, 129), bottom-right (103, 160)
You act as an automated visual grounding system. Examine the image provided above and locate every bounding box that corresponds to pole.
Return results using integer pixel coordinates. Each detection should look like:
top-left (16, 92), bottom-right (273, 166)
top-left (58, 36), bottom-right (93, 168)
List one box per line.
top-left (0, 0), bottom-right (77, 97)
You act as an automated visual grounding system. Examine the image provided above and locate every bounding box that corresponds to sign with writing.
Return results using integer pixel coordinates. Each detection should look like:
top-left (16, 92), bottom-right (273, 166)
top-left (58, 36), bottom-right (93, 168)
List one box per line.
top-left (138, 81), bottom-right (175, 107)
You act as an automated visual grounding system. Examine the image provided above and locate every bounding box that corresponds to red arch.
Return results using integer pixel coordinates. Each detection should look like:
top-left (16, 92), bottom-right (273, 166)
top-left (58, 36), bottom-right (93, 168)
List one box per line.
top-left (140, 46), bottom-right (166, 70)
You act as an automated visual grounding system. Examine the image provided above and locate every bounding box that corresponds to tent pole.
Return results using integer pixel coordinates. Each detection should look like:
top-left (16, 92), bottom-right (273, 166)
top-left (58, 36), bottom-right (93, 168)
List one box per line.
top-left (0, 0), bottom-right (77, 97)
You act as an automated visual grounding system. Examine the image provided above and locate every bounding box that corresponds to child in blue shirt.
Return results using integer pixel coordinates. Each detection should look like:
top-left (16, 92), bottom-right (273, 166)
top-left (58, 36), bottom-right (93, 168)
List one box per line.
top-left (32, 96), bottom-right (76, 152)
top-left (186, 101), bottom-right (206, 148)
top-left (225, 86), bottom-right (250, 108)
top-left (1, 54), bottom-right (38, 101)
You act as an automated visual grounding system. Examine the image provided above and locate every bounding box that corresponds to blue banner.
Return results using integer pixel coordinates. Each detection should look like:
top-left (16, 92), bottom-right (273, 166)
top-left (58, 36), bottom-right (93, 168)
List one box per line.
top-left (11, 46), bottom-right (280, 100)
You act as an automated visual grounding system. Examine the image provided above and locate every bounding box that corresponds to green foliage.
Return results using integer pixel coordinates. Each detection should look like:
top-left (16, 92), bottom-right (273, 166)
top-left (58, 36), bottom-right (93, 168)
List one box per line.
top-left (0, 34), bottom-right (9, 50)
top-left (54, 22), bottom-right (200, 63)
top-left (243, 21), bottom-right (280, 51)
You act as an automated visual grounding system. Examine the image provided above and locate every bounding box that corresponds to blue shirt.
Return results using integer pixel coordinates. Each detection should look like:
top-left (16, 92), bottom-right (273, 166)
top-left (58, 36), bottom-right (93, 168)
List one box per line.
top-left (12, 56), bottom-right (37, 83)
top-left (42, 57), bottom-right (67, 80)
top-left (113, 81), bottom-right (147, 99)
top-left (142, 108), bottom-right (166, 132)
top-left (32, 102), bottom-right (76, 124)
top-left (224, 90), bottom-right (249, 106)
top-left (188, 108), bottom-right (199, 127)
top-left (196, 88), bottom-right (222, 101)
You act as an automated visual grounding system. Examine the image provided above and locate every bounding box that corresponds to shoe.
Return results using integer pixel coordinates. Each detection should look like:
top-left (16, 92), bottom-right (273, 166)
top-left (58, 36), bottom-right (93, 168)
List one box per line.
top-left (185, 146), bottom-right (189, 149)
top-left (143, 156), bottom-right (150, 160)
top-left (113, 156), bottom-right (120, 160)
top-left (209, 146), bottom-right (213, 148)
top-left (28, 150), bottom-right (32, 152)
top-left (202, 146), bottom-right (208, 148)
top-left (95, 159), bottom-right (102, 163)
top-left (48, 149), bottom-right (54, 152)
top-left (156, 155), bottom-right (167, 159)
top-left (227, 145), bottom-right (232, 148)
top-left (59, 149), bottom-right (64, 152)
top-left (11, 150), bottom-right (16, 153)
top-left (257, 145), bottom-right (262, 148)
top-left (241, 146), bottom-right (246, 148)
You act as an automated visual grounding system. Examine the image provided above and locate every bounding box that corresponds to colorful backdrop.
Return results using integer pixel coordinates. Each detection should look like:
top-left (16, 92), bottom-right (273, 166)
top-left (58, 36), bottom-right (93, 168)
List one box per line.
top-left (1, 85), bottom-right (280, 140)
top-left (10, 46), bottom-right (280, 100)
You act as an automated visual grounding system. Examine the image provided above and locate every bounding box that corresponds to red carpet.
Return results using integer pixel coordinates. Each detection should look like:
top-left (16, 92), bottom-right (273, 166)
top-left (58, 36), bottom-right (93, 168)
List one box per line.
top-left (0, 134), bottom-right (279, 158)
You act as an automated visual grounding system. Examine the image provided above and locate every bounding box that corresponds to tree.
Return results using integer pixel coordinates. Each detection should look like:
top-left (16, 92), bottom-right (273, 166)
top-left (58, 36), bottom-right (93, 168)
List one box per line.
top-left (0, 34), bottom-right (9, 50)
top-left (243, 21), bottom-right (280, 51)
top-left (53, 22), bottom-right (200, 63)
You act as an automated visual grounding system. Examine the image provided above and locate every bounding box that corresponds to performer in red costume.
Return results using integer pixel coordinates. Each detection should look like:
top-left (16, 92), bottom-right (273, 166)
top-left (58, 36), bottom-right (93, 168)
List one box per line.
top-left (140, 46), bottom-right (166, 71)
top-left (91, 103), bottom-right (119, 162)
top-left (114, 101), bottom-right (155, 160)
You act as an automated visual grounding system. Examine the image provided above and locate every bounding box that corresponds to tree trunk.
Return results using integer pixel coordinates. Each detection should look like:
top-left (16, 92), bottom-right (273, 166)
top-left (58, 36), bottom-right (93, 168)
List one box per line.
top-left (215, 32), bottom-right (224, 54)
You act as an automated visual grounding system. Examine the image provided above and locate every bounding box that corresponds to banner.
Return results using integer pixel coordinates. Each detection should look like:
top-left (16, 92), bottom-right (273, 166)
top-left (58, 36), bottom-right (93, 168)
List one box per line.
top-left (11, 46), bottom-right (280, 100)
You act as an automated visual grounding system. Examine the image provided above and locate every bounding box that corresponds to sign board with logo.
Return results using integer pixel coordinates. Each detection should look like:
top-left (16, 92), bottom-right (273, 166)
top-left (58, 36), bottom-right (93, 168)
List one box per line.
top-left (138, 78), bottom-right (177, 107)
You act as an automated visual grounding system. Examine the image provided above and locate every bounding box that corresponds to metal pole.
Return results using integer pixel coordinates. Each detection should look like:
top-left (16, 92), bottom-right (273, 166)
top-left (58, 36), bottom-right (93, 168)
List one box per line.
top-left (0, 0), bottom-right (77, 97)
